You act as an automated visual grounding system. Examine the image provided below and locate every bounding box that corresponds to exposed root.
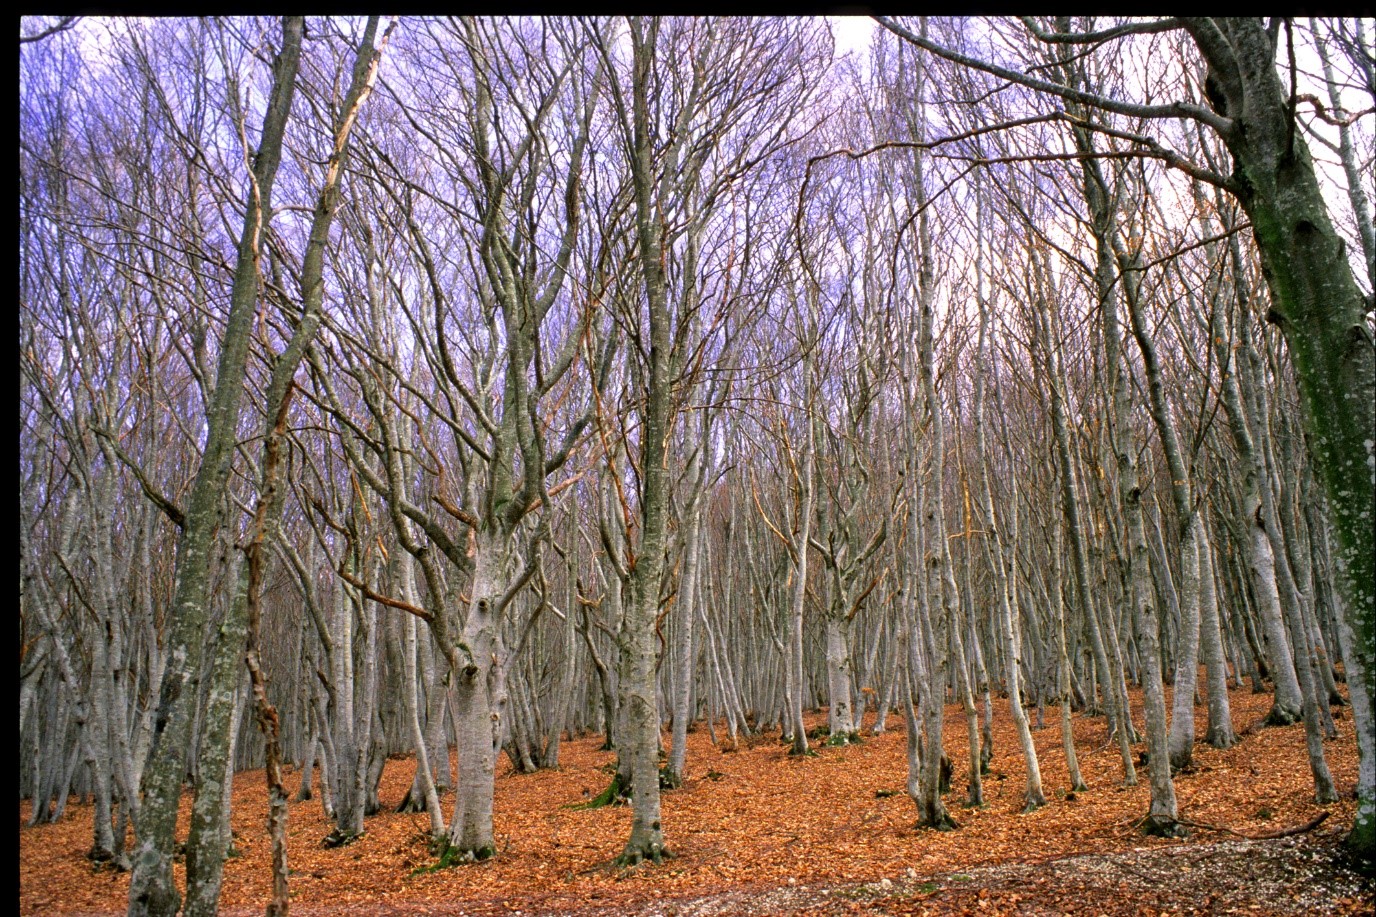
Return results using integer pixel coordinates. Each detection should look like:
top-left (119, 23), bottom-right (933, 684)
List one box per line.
top-left (1263, 705), bottom-right (1302, 727)
top-left (414, 840), bottom-right (497, 873)
top-left (917, 805), bottom-right (959, 831)
top-left (1178, 811), bottom-right (1329, 841)
top-left (1139, 814), bottom-right (1190, 839)
top-left (613, 843), bottom-right (671, 868)
top-left (321, 828), bottom-right (365, 849)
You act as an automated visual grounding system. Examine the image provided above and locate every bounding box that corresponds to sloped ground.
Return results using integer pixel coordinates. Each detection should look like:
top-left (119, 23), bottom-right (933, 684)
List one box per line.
top-left (19, 683), bottom-right (1372, 916)
top-left (542, 831), bottom-right (1372, 916)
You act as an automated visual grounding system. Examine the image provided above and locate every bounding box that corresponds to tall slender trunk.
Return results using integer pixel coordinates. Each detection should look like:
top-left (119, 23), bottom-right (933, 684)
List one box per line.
top-left (1196, 516), bottom-right (1237, 748)
top-left (785, 403), bottom-right (816, 757)
top-left (1114, 248), bottom-right (1185, 833)
top-left (127, 22), bottom-right (302, 916)
top-left (400, 564), bottom-right (444, 834)
top-left (1051, 524), bottom-right (1088, 792)
top-left (1214, 287), bottom-right (1305, 724)
top-left (1046, 303), bottom-right (1136, 787)
top-left (665, 495), bottom-right (703, 786)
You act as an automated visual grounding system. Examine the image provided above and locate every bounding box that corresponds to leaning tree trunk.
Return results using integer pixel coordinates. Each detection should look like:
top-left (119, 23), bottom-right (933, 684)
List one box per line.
top-left (127, 21), bottom-right (302, 917)
top-left (1114, 252), bottom-right (1185, 835)
top-left (1185, 16), bottom-right (1375, 857)
top-left (1213, 278), bottom-right (1306, 725)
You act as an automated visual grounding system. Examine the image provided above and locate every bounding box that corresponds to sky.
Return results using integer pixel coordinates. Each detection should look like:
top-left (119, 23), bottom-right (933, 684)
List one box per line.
top-left (829, 16), bottom-right (878, 59)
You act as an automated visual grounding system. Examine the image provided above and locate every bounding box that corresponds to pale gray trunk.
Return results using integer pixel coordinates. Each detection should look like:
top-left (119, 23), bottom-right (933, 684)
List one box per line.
top-left (331, 571), bottom-right (363, 840)
top-left (948, 599), bottom-right (984, 808)
top-left (978, 371), bottom-right (1043, 810)
top-left (445, 538), bottom-right (508, 860)
top-left (1051, 524), bottom-right (1087, 792)
top-left (1164, 516), bottom-right (1202, 771)
top-left (1196, 517), bottom-right (1237, 748)
top-left (400, 556), bottom-right (444, 835)
top-left (51, 486), bottom-right (117, 862)
top-left (1212, 274), bottom-right (1305, 724)
top-left (1128, 505), bottom-right (1182, 834)
top-left (785, 410), bottom-right (815, 757)
top-left (909, 24), bottom-right (954, 830)
top-left (421, 638), bottom-right (453, 793)
top-left (1236, 330), bottom-right (1338, 797)
top-left (297, 737), bottom-right (318, 802)
top-left (1112, 176), bottom-right (1202, 781)
top-left (666, 454), bottom-right (705, 785)
top-left (915, 361), bottom-right (955, 830)
top-left (1047, 303), bottom-right (1136, 786)
top-left (823, 613), bottom-right (857, 740)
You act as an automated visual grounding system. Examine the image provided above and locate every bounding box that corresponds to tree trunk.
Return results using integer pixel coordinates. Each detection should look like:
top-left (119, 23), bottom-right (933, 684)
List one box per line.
top-left (443, 539), bottom-right (508, 862)
top-left (127, 21), bottom-right (302, 916)
top-left (1187, 17), bottom-right (1375, 856)
top-left (666, 451), bottom-right (706, 786)
top-left (1196, 517), bottom-right (1237, 749)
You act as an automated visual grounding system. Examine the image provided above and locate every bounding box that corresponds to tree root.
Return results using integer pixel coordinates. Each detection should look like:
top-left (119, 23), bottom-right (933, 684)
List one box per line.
top-left (1263, 705), bottom-right (1302, 727)
top-left (613, 843), bottom-right (671, 868)
top-left (321, 828), bottom-right (365, 849)
top-left (1178, 811), bottom-right (1328, 840)
top-left (1140, 814), bottom-right (1190, 839)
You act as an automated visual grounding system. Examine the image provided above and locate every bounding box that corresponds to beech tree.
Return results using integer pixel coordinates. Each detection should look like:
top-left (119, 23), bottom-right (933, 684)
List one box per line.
top-left (879, 13), bottom-right (1374, 856)
top-left (19, 16), bottom-right (1372, 893)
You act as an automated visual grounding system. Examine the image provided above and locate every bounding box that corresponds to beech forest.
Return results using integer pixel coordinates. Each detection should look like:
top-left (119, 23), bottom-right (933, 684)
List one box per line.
top-left (17, 16), bottom-right (1376, 917)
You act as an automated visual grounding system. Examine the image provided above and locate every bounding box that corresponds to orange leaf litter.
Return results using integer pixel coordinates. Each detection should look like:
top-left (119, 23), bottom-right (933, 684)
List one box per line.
top-left (19, 683), bottom-right (1360, 915)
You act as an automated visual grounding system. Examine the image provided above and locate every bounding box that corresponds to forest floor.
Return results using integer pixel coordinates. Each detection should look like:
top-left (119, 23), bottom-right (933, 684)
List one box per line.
top-left (19, 683), bottom-right (1374, 916)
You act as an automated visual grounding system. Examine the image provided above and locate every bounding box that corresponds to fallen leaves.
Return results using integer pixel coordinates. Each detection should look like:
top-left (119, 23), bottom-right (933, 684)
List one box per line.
top-left (17, 683), bottom-right (1369, 916)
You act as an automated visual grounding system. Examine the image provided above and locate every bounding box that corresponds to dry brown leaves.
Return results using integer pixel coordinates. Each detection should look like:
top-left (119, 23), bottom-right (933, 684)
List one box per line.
top-left (18, 683), bottom-right (1371, 916)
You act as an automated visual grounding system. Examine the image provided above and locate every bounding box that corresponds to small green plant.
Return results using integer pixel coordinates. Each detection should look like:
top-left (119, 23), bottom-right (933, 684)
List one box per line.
top-left (412, 840), bottom-right (497, 875)
top-left (571, 772), bottom-right (629, 810)
top-left (874, 788), bottom-right (897, 798)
